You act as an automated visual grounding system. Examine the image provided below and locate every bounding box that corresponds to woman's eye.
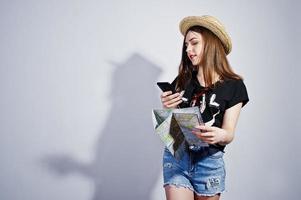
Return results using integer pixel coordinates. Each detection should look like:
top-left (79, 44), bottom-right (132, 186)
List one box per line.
top-left (192, 42), bottom-right (198, 45)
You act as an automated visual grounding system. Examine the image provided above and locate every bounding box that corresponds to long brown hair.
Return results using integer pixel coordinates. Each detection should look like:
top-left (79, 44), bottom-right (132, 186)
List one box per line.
top-left (176, 26), bottom-right (242, 91)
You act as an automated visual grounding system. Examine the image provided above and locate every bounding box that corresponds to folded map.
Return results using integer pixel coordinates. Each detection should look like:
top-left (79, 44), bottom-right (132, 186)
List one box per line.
top-left (152, 107), bottom-right (208, 160)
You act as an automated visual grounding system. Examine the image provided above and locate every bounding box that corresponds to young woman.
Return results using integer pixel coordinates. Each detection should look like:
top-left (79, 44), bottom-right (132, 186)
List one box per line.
top-left (160, 15), bottom-right (249, 200)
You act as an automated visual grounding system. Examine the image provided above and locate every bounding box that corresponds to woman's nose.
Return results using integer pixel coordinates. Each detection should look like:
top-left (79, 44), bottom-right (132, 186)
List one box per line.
top-left (186, 44), bottom-right (192, 53)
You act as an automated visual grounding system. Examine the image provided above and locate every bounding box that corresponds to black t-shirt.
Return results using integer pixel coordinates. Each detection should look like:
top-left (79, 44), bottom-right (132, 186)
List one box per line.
top-left (172, 73), bottom-right (249, 151)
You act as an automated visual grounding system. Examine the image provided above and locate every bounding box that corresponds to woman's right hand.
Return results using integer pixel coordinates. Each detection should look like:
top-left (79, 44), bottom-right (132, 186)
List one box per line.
top-left (160, 91), bottom-right (183, 108)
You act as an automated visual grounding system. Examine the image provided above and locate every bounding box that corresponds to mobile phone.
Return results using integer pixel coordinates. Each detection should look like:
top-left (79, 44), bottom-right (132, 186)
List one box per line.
top-left (157, 82), bottom-right (176, 93)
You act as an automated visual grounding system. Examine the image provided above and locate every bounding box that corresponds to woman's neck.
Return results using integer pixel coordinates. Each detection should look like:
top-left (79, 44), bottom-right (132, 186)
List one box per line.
top-left (197, 68), bottom-right (220, 87)
top-left (197, 68), bottom-right (205, 87)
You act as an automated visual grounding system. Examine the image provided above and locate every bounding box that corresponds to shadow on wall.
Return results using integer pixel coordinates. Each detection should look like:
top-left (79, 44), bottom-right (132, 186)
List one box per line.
top-left (40, 53), bottom-right (163, 200)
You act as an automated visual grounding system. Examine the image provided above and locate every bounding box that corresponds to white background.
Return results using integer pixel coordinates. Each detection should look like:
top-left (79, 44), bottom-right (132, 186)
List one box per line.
top-left (1, 0), bottom-right (300, 199)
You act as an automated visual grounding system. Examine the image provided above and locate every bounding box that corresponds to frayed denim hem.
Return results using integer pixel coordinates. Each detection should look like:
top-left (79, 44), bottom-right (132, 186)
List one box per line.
top-left (163, 182), bottom-right (194, 192)
top-left (194, 189), bottom-right (226, 197)
top-left (164, 183), bottom-right (226, 197)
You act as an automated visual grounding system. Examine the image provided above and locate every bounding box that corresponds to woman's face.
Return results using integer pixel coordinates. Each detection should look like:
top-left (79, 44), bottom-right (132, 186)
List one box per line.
top-left (185, 30), bottom-right (204, 66)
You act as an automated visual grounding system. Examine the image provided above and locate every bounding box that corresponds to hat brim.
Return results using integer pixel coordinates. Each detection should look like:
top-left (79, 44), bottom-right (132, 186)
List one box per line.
top-left (179, 15), bottom-right (232, 55)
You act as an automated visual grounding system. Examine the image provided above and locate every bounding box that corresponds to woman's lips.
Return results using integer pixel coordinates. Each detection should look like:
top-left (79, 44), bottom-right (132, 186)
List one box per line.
top-left (189, 55), bottom-right (196, 60)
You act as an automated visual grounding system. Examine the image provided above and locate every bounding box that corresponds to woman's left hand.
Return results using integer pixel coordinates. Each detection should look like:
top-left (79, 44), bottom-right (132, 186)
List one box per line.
top-left (192, 125), bottom-right (227, 145)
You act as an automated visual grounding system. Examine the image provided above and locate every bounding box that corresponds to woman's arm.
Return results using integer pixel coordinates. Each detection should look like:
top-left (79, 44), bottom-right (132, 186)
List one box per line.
top-left (219, 102), bottom-right (243, 145)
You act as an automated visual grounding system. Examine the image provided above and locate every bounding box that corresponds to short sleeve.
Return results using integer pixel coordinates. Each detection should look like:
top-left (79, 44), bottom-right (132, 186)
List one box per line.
top-left (226, 79), bottom-right (249, 109)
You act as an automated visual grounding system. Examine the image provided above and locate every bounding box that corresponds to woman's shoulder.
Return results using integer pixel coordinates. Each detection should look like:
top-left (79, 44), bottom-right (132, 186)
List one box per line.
top-left (213, 78), bottom-right (247, 94)
top-left (219, 78), bottom-right (246, 88)
top-left (219, 78), bottom-right (249, 107)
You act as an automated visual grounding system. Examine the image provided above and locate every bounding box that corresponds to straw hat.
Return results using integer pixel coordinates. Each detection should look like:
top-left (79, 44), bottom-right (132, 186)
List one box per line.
top-left (179, 15), bottom-right (232, 55)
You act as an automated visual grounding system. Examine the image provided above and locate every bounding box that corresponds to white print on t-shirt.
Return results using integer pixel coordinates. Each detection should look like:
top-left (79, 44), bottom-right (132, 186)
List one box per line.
top-left (204, 94), bottom-right (220, 127)
top-left (199, 94), bottom-right (206, 113)
top-left (209, 94), bottom-right (219, 107)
